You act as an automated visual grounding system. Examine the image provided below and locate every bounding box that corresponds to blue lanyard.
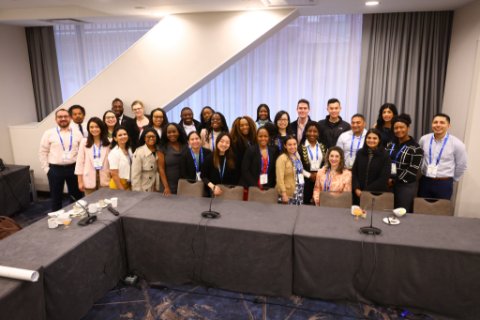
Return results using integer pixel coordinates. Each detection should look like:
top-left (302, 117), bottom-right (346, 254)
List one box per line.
top-left (190, 148), bottom-right (203, 173)
top-left (277, 137), bottom-right (282, 151)
top-left (93, 144), bottom-right (101, 159)
top-left (350, 134), bottom-right (362, 157)
top-left (56, 127), bottom-right (73, 152)
top-left (211, 132), bottom-right (215, 151)
top-left (429, 134), bottom-right (449, 165)
top-left (389, 144), bottom-right (407, 163)
top-left (219, 157), bottom-right (226, 180)
top-left (324, 169), bottom-right (332, 191)
top-left (307, 143), bottom-right (319, 161)
top-left (260, 147), bottom-right (269, 173)
top-left (290, 156), bottom-right (303, 175)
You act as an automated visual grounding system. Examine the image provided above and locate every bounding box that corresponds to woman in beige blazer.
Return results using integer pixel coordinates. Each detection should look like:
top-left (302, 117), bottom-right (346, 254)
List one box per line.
top-left (75, 117), bottom-right (111, 195)
top-left (131, 127), bottom-right (159, 192)
top-left (276, 135), bottom-right (308, 205)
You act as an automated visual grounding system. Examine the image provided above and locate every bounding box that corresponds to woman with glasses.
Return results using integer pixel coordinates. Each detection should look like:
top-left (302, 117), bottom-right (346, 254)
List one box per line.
top-left (131, 128), bottom-right (159, 192)
top-left (130, 100), bottom-right (150, 150)
top-left (149, 108), bottom-right (169, 140)
top-left (102, 110), bottom-right (118, 142)
top-left (272, 110), bottom-right (293, 152)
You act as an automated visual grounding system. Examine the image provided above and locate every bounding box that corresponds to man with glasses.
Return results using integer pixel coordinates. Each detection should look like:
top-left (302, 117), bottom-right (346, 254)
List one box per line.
top-left (39, 108), bottom-right (84, 211)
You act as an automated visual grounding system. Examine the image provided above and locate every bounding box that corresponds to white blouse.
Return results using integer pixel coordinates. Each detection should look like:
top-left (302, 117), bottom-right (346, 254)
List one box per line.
top-left (108, 145), bottom-right (132, 180)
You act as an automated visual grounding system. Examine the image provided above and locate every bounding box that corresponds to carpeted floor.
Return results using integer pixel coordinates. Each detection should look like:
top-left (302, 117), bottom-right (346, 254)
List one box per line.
top-left (9, 195), bottom-right (438, 320)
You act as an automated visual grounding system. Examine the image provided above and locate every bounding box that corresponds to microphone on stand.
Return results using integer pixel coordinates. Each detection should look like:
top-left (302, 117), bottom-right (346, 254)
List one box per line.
top-left (360, 197), bottom-right (381, 235)
top-left (201, 186), bottom-right (220, 219)
top-left (70, 195), bottom-right (97, 226)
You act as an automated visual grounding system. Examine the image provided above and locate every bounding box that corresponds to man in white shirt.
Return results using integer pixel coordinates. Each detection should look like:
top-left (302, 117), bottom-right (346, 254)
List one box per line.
top-left (336, 113), bottom-right (367, 169)
top-left (179, 106), bottom-right (201, 135)
top-left (418, 113), bottom-right (467, 200)
top-left (290, 99), bottom-right (312, 143)
top-left (39, 109), bottom-right (84, 211)
top-left (68, 104), bottom-right (87, 138)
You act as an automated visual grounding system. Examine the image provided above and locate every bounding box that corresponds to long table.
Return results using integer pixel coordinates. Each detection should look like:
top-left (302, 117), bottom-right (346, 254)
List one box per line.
top-left (293, 205), bottom-right (480, 319)
top-left (1, 191), bottom-right (480, 320)
top-left (122, 194), bottom-right (299, 297)
top-left (0, 189), bottom-right (149, 320)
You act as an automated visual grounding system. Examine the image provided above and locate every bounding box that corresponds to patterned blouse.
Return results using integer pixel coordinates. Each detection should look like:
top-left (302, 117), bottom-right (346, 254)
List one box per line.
top-left (313, 166), bottom-right (352, 206)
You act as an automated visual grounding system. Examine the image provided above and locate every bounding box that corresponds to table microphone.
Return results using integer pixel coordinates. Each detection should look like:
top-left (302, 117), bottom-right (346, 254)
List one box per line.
top-left (201, 186), bottom-right (220, 219)
top-left (70, 196), bottom-right (97, 226)
top-left (360, 197), bottom-right (381, 235)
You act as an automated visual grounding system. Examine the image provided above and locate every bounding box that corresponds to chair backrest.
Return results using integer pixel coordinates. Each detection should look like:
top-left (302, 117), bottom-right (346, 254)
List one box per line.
top-left (218, 185), bottom-right (244, 201)
top-left (248, 187), bottom-right (278, 204)
top-left (319, 192), bottom-right (352, 208)
top-left (413, 197), bottom-right (452, 216)
top-left (360, 192), bottom-right (394, 211)
top-left (177, 179), bottom-right (204, 198)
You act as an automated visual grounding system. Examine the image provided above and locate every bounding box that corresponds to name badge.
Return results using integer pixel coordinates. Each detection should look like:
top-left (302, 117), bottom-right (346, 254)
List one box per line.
top-left (93, 158), bottom-right (103, 170)
top-left (426, 164), bottom-right (438, 178)
top-left (298, 174), bottom-right (305, 185)
top-left (62, 152), bottom-right (71, 162)
top-left (310, 162), bottom-right (320, 171)
top-left (260, 174), bottom-right (268, 185)
top-left (347, 158), bottom-right (354, 169)
top-left (391, 163), bottom-right (397, 175)
top-left (196, 172), bottom-right (202, 181)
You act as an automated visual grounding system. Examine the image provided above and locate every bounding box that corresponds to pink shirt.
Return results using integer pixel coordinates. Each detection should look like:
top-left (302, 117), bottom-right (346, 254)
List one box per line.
top-left (38, 126), bottom-right (83, 173)
top-left (313, 166), bottom-right (352, 205)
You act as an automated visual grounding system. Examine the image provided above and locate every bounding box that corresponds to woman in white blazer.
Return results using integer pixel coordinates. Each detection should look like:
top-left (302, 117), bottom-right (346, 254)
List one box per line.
top-left (75, 117), bottom-right (111, 194)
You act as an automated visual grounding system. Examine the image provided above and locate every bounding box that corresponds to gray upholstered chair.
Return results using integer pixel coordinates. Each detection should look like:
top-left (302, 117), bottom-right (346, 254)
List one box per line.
top-left (177, 179), bottom-right (204, 198)
top-left (218, 185), bottom-right (244, 201)
top-left (248, 187), bottom-right (278, 204)
top-left (413, 197), bottom-right (453, 216)
top-left (319, 192), bottom-right (352, 208)
top-left (360, 191), bottom-right (394, 211)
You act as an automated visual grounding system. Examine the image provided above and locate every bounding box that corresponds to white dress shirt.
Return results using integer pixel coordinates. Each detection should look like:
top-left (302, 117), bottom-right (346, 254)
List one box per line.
top-left (336, 129), bottom-right (367, 169)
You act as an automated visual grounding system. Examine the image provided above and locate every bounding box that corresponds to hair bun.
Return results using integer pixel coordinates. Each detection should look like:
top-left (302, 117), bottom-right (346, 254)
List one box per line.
top-left (396, 113), bottom-right (411, 126)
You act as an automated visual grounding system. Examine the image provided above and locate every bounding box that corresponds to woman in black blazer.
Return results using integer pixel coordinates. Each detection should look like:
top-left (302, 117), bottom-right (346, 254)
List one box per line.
top-left (201, 132), bottom-right (239, 196)
top-left (352, 128), bottom-right (391, 205)
top-left (180, 131), bottom-right (212, 182)
top-left (241, 126), bottom-right (278, 189)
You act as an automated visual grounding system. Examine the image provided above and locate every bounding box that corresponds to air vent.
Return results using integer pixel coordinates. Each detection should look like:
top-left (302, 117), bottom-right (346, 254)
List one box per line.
top-left (261, 0), bottom-right (319, 7)
top-left (42, 18), bottom-right (87, 24)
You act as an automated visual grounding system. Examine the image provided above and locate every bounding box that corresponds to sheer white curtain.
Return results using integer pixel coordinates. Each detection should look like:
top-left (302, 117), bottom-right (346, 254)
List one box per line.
top-left (54, 21), bottom-right (157, 102)
top-left (166, 15), bottom-right (363, 125)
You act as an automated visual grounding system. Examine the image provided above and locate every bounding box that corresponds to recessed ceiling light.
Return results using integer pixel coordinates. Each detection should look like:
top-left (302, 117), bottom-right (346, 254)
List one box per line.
top-left (365, 1), bottom-right (380, 6)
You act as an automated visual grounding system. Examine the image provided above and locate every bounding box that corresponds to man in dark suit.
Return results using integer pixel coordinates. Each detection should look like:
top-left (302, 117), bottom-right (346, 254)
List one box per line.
top-left (290, 98), bottom-right (312, 143)
top-left (111, 97), bottom-right (137, 148)
top-left (179, 107), bottom-right (202, 135)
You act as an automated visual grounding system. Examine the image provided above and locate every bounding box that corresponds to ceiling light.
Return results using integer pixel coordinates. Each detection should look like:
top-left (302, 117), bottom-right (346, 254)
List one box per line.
top-left (365, 1), bottom-right (380, 6)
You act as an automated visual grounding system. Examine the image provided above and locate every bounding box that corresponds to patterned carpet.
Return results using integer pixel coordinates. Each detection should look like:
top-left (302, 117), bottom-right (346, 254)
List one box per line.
top-left (81, 280), bottom-right (436, 320)
top-left (10, 196), bottom-right (440, 320)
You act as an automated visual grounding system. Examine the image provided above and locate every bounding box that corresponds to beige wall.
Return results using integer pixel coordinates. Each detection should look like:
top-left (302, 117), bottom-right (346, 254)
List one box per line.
top-left (0, 25), bottom-right (36, 164)
top-left (443, 0), bottom-right (480, 217)
top-left (9, 9), bottom-right (297, 190)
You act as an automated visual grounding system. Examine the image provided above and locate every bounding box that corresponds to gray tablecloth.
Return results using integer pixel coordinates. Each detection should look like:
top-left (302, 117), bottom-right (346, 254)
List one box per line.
top-left (0, 189), bottom-right (149, 320)
top-left (0, 165), bottom-right (30, 216)
top-left (293, 206), bottom-right (480, 319)
top-left (122, 194), bottom-right (299, 297)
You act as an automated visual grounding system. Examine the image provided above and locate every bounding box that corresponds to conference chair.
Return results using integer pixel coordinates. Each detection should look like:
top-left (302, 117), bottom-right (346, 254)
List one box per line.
top-left (319, 191), bottom-right (352, 208)
top-left (177, 179), bottom-right (204, 198)
top-left (247, 187), bottom-right (278, 204)
top-left (218, 185), bottom-right (244, 201)
top-left (360, 191), bottom-right (394, 211)
top-left (413, 197), bottom-right (453, 216)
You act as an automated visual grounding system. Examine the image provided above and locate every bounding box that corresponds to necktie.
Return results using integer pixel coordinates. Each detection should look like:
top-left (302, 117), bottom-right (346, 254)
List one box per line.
top-left (79, 124), bottom-right (84, 136)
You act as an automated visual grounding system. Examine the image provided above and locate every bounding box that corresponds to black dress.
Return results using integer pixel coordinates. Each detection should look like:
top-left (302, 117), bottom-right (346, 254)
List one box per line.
top-left (298, 142), bottom-right (327, 205)
top-left (240, 145), bottom-right (278, 189)
top-left (351, 147), bottom-right (391, 205)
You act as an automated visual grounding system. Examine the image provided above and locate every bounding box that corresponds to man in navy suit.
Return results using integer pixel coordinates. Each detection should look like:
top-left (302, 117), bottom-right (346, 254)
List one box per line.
top-left (111, 98), bottom-right (136, 144)
top-left (290, 98), bottom-right (312, 143)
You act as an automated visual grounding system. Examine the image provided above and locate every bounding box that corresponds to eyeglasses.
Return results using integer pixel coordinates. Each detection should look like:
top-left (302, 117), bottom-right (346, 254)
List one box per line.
top-left (278, 118), bottom-right (288, 122)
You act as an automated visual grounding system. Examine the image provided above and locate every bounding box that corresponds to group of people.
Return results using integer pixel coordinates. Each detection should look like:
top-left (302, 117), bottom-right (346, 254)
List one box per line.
top-left (39, 97), bottom-right (467, 213)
